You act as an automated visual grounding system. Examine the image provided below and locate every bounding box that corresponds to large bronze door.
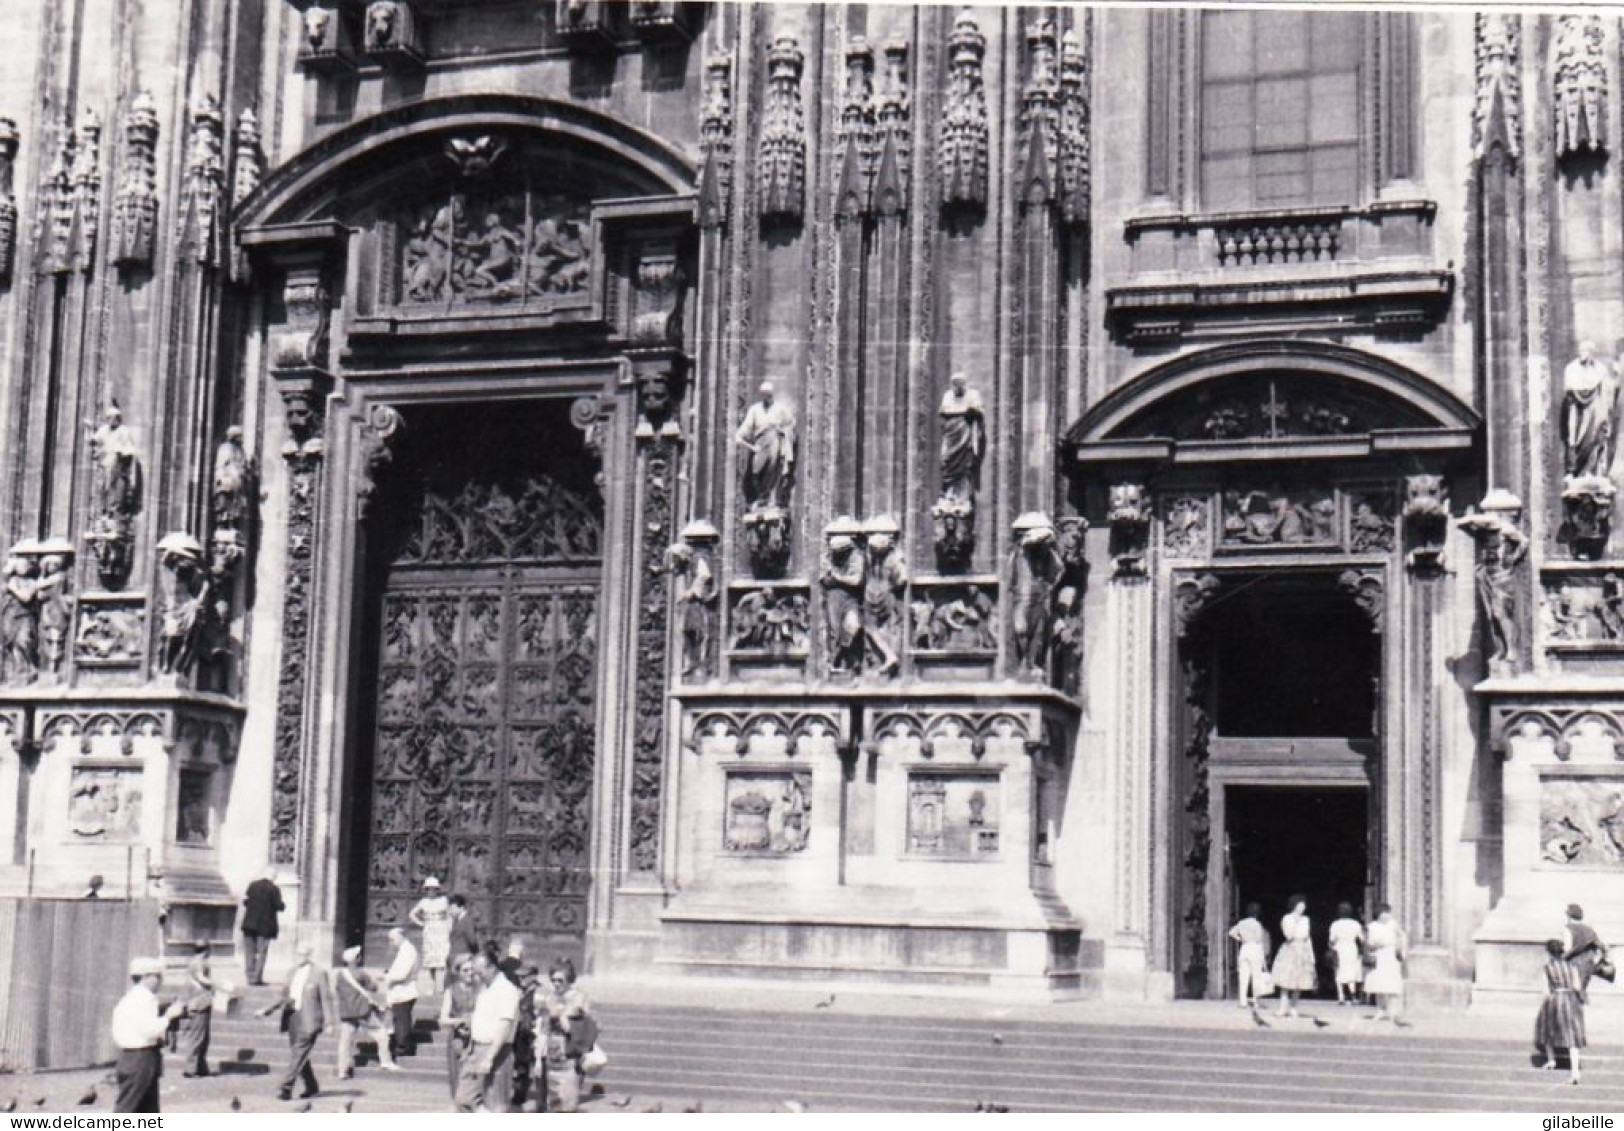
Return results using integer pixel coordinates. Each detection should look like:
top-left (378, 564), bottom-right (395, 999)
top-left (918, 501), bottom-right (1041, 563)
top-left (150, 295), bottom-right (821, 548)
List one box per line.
top-left (358, 412), bottom-right (602, 964)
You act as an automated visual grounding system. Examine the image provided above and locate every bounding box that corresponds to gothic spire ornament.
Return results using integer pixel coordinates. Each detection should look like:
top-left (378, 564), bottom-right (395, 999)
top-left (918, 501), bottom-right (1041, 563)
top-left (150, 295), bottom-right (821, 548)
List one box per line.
top-left (938, 11), bottom-right (988, 212)
top-left (1552, 14), bottom-right (1605, 160)
top-left (759, 36), bottom-right (806, 223)
top-left (696, 53), bottom-right (733, 229)
top-left (232, 107), bottom-right (263, 207)
top-left (1473, 13), bottom-right (1521, 162)
top-left (872, 39), bottom-right (911, 218)
top-left (112, 92), bottom-right (159, 270)
top-left (833, 37), bottom-right (876, 220)
top-left (177, 94), bottom-right (225, 267)
top-left (68, 109), bottom-right (101, 272)
top-left (1018, 19), bottom-right (1061, 208)
top-left (1057, 27), bottom-right (1090, 227)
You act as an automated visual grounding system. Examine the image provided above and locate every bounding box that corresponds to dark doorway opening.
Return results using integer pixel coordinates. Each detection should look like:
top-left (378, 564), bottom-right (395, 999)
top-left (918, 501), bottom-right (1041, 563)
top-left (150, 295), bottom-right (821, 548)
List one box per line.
top-left (1226, 785), bottom-right (1369, 996)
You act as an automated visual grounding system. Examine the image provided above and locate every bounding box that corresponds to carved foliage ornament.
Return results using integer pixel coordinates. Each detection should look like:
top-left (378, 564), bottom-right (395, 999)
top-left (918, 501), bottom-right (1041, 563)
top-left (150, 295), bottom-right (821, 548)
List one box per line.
top-left (759, 37), bottom-right (807, 223)
top-left (1552, 14), bottom-right (1605, 160)
top-left (112, 93), bottom-right (159, 269)
top-left (938, 11), bottom-right (989, 211)
top-left (629, 435), bottom-right (678, 873)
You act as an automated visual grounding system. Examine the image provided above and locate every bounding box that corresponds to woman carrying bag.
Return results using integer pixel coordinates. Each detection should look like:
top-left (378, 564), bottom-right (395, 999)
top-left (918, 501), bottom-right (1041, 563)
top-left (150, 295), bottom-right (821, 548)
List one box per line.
top-left (537, 959), bottom-right (596, 1112)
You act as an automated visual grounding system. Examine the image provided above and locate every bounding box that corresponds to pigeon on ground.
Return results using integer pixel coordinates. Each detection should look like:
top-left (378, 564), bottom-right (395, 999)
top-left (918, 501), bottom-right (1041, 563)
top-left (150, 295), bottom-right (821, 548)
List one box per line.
top-left (1249, 1009), bottom-right (1269, 1028)
top-left (814, 994), bottom-right (835, 1009)
top-left (76, 1087), bottom-right (97, 1106)
top-left (296, 1101), bottom-right (313, 1113)
top-left (1393, 1019), bottom-right (1412, 1029)
top-left (974, 1101), bottom-right (1010, 1112)
top-left (34, 1097), bottom-right (47, 1107)
top-left (611, 1096), bottom-right (633, 1108)
top-left (343, 1101), bottom-right (355, 1113)
top-left (1311, 1017), bottom-right (1330, 1029)
top-left (230, 1097), bottom-right (242, 1112)
top-left (682, 1101), bottom-right (704, 1113)
top-left (991, 1033), bottom-right (1004, 1045)
top-left (783, 1100), bottom-right (807, 1113)
top-left (2, 1097), bottom-right (17, 1113)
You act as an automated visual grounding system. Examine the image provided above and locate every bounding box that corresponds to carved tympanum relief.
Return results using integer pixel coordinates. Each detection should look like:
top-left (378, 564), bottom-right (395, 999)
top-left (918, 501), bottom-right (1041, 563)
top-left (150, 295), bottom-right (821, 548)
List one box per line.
top-left (399, 191), bottom-right (592, 307)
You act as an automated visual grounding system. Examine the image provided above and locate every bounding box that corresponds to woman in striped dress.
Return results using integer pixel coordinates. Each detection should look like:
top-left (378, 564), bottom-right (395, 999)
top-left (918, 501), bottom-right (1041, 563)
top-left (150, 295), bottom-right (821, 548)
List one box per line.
top-left (1536, 938), bottom-right (1586, 1085)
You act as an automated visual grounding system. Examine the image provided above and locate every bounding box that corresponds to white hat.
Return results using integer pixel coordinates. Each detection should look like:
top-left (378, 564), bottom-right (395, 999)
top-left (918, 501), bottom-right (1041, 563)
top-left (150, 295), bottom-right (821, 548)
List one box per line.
top-left (423, 876), bottom-right (441, 889)
top-left (129, 957), bottom-right (163, 978)
top-left (341, 945), bottom-right (362, 964)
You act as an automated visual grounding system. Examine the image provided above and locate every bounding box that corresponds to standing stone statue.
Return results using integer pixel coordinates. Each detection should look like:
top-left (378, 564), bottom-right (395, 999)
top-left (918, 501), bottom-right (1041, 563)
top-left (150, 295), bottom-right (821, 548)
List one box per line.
top-left (938, 372), bottom-right (986, 501)
top-left (1459, 497), bottom-right (1530, 673)
top-left (0, 546), bottom-right (41, 682)
top-left (820, 527), bottom-right (865, 674)
top-left (211, 425), bottom-right (254, 530)
top-left (860, 520), bottom-right (907, 676)
top-left (735, 380), bottom-right (797, 511)
top-left (89, 403), bottom-right (142, 520)
top-left (667, 540), bottom-right (718, 679)
top-left (1561, 340), bottom-right (1618, 478)
top-left (1010, 514), bottom-right (1064, 677)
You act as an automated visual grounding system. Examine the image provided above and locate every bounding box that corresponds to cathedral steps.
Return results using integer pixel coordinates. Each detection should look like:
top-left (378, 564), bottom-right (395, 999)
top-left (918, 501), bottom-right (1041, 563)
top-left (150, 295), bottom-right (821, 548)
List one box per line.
top-left (200, 993), bottom-right (1624, 1112)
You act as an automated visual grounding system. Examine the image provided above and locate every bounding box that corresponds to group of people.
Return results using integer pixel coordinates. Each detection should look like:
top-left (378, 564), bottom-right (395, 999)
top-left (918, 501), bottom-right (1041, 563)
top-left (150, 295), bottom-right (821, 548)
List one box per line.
top-left (1534, 903), bottom-right (1612, 1085)
top-left (1228, 898), bottom-right (1407, 1021)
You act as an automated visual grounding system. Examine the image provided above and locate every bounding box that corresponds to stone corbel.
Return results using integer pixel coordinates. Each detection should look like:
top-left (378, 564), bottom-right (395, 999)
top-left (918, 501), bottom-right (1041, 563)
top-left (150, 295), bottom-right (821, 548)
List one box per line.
top-left (1402, 473), bottom-right (1450, 574)
top-left (362, 1), bottom-right (426, 68)
top-left (240, 221), bottom-right (348, 381)
top-left (629, 243), bottom-right (687, 346)
top-left (297, 4), bottom-right (358, 74)
top-left (1107, 483), bottom-right (1150, 577)
top-left (1562, 475), bottom-right (1615, 560)
top-left (356, 403), bottom-right (405, 520)
top-left (628, 1), bottom-right (698, 45)
top-left (556, 0), bottom-right (624, 52)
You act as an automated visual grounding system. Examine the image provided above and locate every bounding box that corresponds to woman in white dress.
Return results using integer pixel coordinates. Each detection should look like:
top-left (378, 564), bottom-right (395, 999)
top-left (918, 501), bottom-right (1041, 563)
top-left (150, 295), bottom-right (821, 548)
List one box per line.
top-left (1271, 895), bottom-right (1317, 1018)
top-left (1227, 902), bottom-right (1271, 1008)
top-left (1328, 902), bottom-right (1365, 1006)
top-left (1363, 903), bottom-right (1405, 1021)
top-left (408, 876), bottom-right (453, 994)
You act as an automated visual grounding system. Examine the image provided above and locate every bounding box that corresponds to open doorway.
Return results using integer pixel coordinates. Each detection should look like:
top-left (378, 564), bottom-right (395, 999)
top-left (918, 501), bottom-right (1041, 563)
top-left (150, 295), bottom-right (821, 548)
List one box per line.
top-left (1225, 785), bottom-right (1370, 995)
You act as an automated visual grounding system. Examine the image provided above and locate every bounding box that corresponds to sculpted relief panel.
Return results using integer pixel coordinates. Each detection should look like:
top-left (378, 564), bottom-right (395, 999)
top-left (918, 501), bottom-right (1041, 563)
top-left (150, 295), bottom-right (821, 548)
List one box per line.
top-left (1540, 778), bottom-right (1624, 868)
top-left (397, 190), bottom-right (592, 308)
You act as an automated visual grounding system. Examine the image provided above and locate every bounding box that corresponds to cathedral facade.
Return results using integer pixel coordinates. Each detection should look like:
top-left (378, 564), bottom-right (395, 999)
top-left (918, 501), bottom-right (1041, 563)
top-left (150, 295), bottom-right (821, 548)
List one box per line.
top-left (0, 1), bottom-right (1613, 1005)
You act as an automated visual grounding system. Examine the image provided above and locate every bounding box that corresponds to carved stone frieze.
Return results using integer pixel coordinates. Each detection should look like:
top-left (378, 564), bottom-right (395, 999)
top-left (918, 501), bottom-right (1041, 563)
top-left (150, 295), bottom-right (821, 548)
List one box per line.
top-left (759, 37), bottom-right (807, 223)
top-left (1473, 14), bottom-right (1521, 161)
top-left (73, 595), bottom-right (144, 668)
top-left (112, 93), bottom-right (159, 270)
top-left (1489, 703), bottom-right (1624, 759)
top-left (1107, 483), bottom-right (1150, 577)
top-left (177, 95), bottom-right (225, 267)
top-left (231, 108), bottom-right (263, 208)
top-left (910, 580), bottom-right (996, 653)
top-left (0, 118), bottom-right (16, 281)
top-left (1221, 486), bottom-right (1337, 547)
top-left (685, 707), bottom-right (844, 759)
top-left (1552, 14), bottom-right (1605, 160)
top-left (1403, 474), bottom-right (1450, 573)
top-left (1543, 573), bottom-right (1624, 645)
top-left (399, 190), bottom-right (592, 307)
top-left (363, 1), bottom-right (425, 67)
top-left (1562, 475), bottom-right (1615, 560)
top-left (1459, 490), bottom-right (1528, 675)
top-left (628, 432), bottom-right (679, 874)
top-left (728, 584), bottom-right (809, 655)
top-left (696, 53), bottom-right (733, 229)
top-left (1162, 495), bottom-right (1211, 559)
top-left (669, 520), bottom-right (719, 680)
top-left (1017, 19), bottom-right (1060, 208)
top-left (938, 11), bottom-right (989, 212)
top-left (85, 403), bottom-right (142, 589)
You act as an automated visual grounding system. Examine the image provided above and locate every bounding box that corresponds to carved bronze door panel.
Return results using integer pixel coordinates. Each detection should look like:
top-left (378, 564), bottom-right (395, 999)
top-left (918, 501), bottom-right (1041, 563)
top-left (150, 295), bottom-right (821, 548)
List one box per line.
top-left (361, 460), bottom-right (601, 964)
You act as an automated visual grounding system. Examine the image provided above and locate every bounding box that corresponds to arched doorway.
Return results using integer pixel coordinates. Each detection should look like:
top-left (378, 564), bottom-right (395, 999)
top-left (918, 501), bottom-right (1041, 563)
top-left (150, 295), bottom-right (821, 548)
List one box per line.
top-left (1061, 341), bottom-right (1479, 999)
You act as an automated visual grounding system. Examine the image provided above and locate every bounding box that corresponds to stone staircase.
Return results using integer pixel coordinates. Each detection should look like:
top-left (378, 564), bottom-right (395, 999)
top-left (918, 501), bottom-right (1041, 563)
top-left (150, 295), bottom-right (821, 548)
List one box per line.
top-left (188, 987), bottom-right (1624, 1113)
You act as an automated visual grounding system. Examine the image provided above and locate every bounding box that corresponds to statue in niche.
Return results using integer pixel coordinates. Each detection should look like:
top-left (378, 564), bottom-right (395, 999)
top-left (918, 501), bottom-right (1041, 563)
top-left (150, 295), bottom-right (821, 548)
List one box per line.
top-left (938, 372), bottom-right (985, 502)
top-left (860, 521), bottom-right (907, 676)
top-left (89, 403), bottom-right (142, 521)
top-left (820, 529), bottom-right (865, 674)
top-left (1011, 514), bottom-right (1064, 677)
top-left (1459, 501), bottom-right (1529, 672)
top-left (211, 425), bottom-right (253, 530)
top-left (735, 381), bottom-right (797, 512)
top-left (0, 549), bottom-right (41, 681)
top-left (156, 533), bottom-right (211, 677)
top-left (1561, 340), bottom-right (1618, 478)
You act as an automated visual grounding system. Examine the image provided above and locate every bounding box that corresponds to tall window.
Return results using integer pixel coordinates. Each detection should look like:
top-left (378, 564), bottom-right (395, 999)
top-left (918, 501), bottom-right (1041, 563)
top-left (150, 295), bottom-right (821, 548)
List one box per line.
top-left (1200, 11), bottom-right (1363, 211)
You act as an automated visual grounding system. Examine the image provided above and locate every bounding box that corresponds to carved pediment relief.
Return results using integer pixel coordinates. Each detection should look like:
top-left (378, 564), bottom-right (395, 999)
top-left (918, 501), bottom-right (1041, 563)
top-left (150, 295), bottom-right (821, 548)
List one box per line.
top-left (1109, 372), bottom-right (1433, 443)
top-left (394, 189), bottom-right (593, 311)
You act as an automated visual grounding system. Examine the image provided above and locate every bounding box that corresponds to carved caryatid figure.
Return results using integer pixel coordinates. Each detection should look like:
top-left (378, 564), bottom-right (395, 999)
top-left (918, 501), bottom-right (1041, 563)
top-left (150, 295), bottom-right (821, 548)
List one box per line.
top-left (939, 372), bottom-right (986, 502)
top-left (89, 403), bottom-right (141, 520)
top-left (1561, 340), bottom-right (1618, 477)
top-left (35, 545), bottom-right (72, 676)
top-left (667, 541), bottom-right (718, 678)
top-left (1459, 497), bottom-right (1529, 671)
top-left (156, 533), bottom-right (210, 677)
top-left (1011, 513), bottom-right (1063, 676)
top-left (1553, 15), bottom-right (1606, 158)
top-left (861, 520), bottom-right (907, 675)
top-left (0, 548), bottom-right (41, 681)
top-left (735, 381), bottom-right (796, 511)
top-left (820, 529), bottom-right (865, 674)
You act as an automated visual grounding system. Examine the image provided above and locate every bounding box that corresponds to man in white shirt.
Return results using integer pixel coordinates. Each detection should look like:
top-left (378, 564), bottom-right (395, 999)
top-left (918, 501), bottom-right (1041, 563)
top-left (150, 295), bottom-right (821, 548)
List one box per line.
top-left (111, 957), bottom-right (184, 1113)
top-left (454, 951), bottom-right (522, 1112)
top-left (383, 926), bottom-right (421, 1058)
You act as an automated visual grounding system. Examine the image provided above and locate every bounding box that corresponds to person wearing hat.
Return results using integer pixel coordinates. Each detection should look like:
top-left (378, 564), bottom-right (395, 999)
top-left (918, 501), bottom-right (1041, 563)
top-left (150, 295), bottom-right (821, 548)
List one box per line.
top-left (177, 941), bottom-right (216, 1077)
top-left (241, 865), bottom-right (285, 987)
top-left (333, 945), bottom-right (402, 1078)
top-left (257, 941), bottom-right (335, 1102)
top-left (408, 876), bottom-right (453, 995)
top-left (111, 957), bottom-right (185, 1113)
top-left (1564, 904), bottom-right (1613, 991)
top-left (383, 926), bottom-right (421, 1058)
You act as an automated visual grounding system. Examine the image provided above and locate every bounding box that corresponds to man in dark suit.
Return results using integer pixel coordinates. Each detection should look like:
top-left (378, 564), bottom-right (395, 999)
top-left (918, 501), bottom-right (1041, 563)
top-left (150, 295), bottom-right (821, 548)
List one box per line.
top-left (257, 942), bottom-right (334, 1102)
top-left (241, 866), bottom-right (285, 986)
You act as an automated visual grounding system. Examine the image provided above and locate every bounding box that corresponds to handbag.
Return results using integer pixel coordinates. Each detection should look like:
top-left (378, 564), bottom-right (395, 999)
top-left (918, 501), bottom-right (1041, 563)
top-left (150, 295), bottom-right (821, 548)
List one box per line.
top-left (1254, 971), bottom-right (1275, 996)
top-left (1595, 957), bottom-right (1617, 983)
top-left (580, 1043), bottom-right (608, 1076)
